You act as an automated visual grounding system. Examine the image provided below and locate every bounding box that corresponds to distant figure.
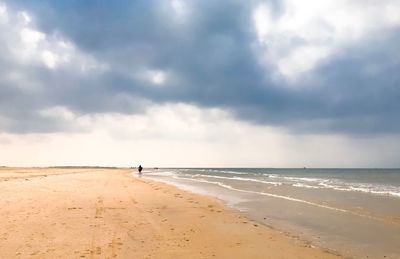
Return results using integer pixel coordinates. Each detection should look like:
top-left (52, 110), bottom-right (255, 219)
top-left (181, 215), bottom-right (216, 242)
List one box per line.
top-left (138, 165), bottom-right (143, 174)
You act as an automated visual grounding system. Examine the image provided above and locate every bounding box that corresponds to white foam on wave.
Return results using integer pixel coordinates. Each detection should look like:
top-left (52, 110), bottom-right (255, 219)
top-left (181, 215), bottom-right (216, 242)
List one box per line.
top-left (349, 186), bottom-right (400, 198)
top-left (141, 170), bottom-right (178, 177)
top-left (190, 174), bottom-right (282, 186)
top-left (231, 176), bottom-right (282, 186)
top-left (180, 168), bottom-right (252, 175)
top-left (318, 182), bottom-right (400, 198)
top-left (207, 169), bottom-right (249, 175)
top-left (283, 176), bottom-right (329, 183)
top-left (266, 175), bottom-right (400, 198)
top-left (152, 169), bottom-right (400, 199)
top-left (388, 192), bottom-right (400, 198)
top-left (292, 183), bottom-right (321, 189)
top-left (173, 176), bottom-right (348, 212)
top-left (173, 176), bottom-right (387, 222)
top-left (266, 175), bottom-right (331, 186)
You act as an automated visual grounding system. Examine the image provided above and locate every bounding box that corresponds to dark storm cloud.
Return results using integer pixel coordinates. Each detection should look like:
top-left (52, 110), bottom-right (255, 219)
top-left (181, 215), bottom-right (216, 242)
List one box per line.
top-left (301, 30), bottom-right (400, 134)
top-left (1, 0), bottom-right (400, 134)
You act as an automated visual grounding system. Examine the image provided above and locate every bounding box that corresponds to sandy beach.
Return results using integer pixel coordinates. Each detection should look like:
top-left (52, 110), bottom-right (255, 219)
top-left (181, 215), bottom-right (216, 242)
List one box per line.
top-left (0, 167), bottom-right (340, 258)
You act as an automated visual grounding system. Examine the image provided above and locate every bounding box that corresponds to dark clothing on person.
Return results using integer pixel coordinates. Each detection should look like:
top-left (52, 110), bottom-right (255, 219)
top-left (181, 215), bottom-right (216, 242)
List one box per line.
top-left (138, 165), bottom-right (143, 173)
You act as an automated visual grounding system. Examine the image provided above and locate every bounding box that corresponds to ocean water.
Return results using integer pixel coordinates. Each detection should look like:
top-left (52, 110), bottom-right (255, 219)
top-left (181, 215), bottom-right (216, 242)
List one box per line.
top-left (141, 168), bottom-right (400, 258)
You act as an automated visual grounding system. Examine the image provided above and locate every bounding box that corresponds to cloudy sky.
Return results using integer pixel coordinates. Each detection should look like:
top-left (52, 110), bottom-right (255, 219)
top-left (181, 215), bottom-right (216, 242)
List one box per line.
top-left (0, 0), bottom-right (399, 167)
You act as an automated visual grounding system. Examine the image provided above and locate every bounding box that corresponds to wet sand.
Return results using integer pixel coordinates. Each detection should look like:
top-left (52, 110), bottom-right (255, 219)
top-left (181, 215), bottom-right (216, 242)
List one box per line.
top-left (0, 167), bottom-right (340, 258)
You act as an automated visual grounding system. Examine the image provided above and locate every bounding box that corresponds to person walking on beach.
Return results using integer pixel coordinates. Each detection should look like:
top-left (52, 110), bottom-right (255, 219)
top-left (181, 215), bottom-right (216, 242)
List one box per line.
top-left (138, 165), bottom-right (143, 174)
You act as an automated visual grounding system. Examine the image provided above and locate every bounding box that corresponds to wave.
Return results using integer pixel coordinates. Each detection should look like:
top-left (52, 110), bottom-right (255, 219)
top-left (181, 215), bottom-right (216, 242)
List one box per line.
top-left (197, 169), bottom-right (250, 175)
top-left (142, 171), bottom-right (400, 226)
top-left (265, 175), bottom-right (400, 198)
top-left (292, 183), bottom-right (321, 189)
top-left (189, 174), bottom-right (282, 186)
top-left (284, 176), bottom-right (329, 183)
top-left (150, 170), bottom-right (400, 199)
top-left (317, 182), bottom-right (400, 198)
top-left (171, 176), bottom-right (388, 222)
top-left (172, 175), bottom-right (237, 190)
top-left (140, 171), bottom-right (178, 177)
top-left (265, 175), bottom-right (330, 183)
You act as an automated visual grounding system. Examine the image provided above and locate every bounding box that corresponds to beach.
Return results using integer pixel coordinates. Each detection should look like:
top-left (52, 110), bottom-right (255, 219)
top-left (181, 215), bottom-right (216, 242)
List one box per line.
top-left (0, 167), bottom-right (338, 258)
top-left (145, 168), bottom-right (400, 258)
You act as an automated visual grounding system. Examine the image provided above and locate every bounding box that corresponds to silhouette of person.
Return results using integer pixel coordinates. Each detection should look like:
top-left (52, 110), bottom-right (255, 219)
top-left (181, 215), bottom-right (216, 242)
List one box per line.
top-left (138, 165), bottom-right (143, 174)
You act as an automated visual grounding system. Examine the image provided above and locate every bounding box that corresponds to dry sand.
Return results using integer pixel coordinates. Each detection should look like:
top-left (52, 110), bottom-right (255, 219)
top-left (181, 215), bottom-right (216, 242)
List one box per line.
top-left (0, 167), bottom-right (341, 258)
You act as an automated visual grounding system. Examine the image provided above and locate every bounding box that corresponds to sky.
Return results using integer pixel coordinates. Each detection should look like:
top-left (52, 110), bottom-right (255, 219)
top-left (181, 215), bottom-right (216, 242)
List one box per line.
top-left (0, 0), bottom-right (399, 167)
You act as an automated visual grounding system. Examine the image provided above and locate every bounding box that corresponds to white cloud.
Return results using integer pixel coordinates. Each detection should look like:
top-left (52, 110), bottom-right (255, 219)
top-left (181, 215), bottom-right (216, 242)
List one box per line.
top-left (131, 69), bottom-right (169, 86)
top-left (171, 0), bottom-right (186, 16)
top-left (1, 2), bottom-right (107, 73)
top-left (277, 45), bottom-right (330, 80)
top-left (39, 106), bottom-right (76, 121)
top-left (253, 0), bottom-right (400, 83)
top-left (2, 103), bottom-right (400, 167)
top-left (148, 70), bottom-right (167, 85)
top-left (20, 28), bottom-right (45, 47)
top-left (0, 2), bottom-right (8, 24)
top-left (18, 11), bottom-right (31, 25)
top-left (41, 50), bottom-right (58, 69)
top-left (169, 0), bottom-right (188, 22)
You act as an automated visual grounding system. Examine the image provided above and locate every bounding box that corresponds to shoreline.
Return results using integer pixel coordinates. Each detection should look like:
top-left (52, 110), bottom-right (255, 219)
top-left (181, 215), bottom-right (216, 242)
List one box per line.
top-left (138, 175), bottom-right (342, 258)
top-left (144, 168), bottom-right (400, 259)
top-left (0, 167), bottom-right (340, 258)
top-left (141, 172), bottom-right (345, 258)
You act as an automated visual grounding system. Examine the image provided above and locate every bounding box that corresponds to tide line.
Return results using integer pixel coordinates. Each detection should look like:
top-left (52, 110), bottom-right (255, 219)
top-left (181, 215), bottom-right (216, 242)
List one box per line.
top-left (174, 176), bottom-right (391, 224)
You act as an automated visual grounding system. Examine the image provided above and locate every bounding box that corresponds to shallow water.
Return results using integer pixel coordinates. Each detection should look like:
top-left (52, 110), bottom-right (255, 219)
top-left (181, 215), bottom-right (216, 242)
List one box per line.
top-left (142, 168), bottom-right (400, 258)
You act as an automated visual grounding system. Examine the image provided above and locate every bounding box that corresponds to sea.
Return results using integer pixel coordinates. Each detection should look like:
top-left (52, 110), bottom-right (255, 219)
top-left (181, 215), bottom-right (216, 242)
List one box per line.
top-left (141, 168), bottom-right (400, 259)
